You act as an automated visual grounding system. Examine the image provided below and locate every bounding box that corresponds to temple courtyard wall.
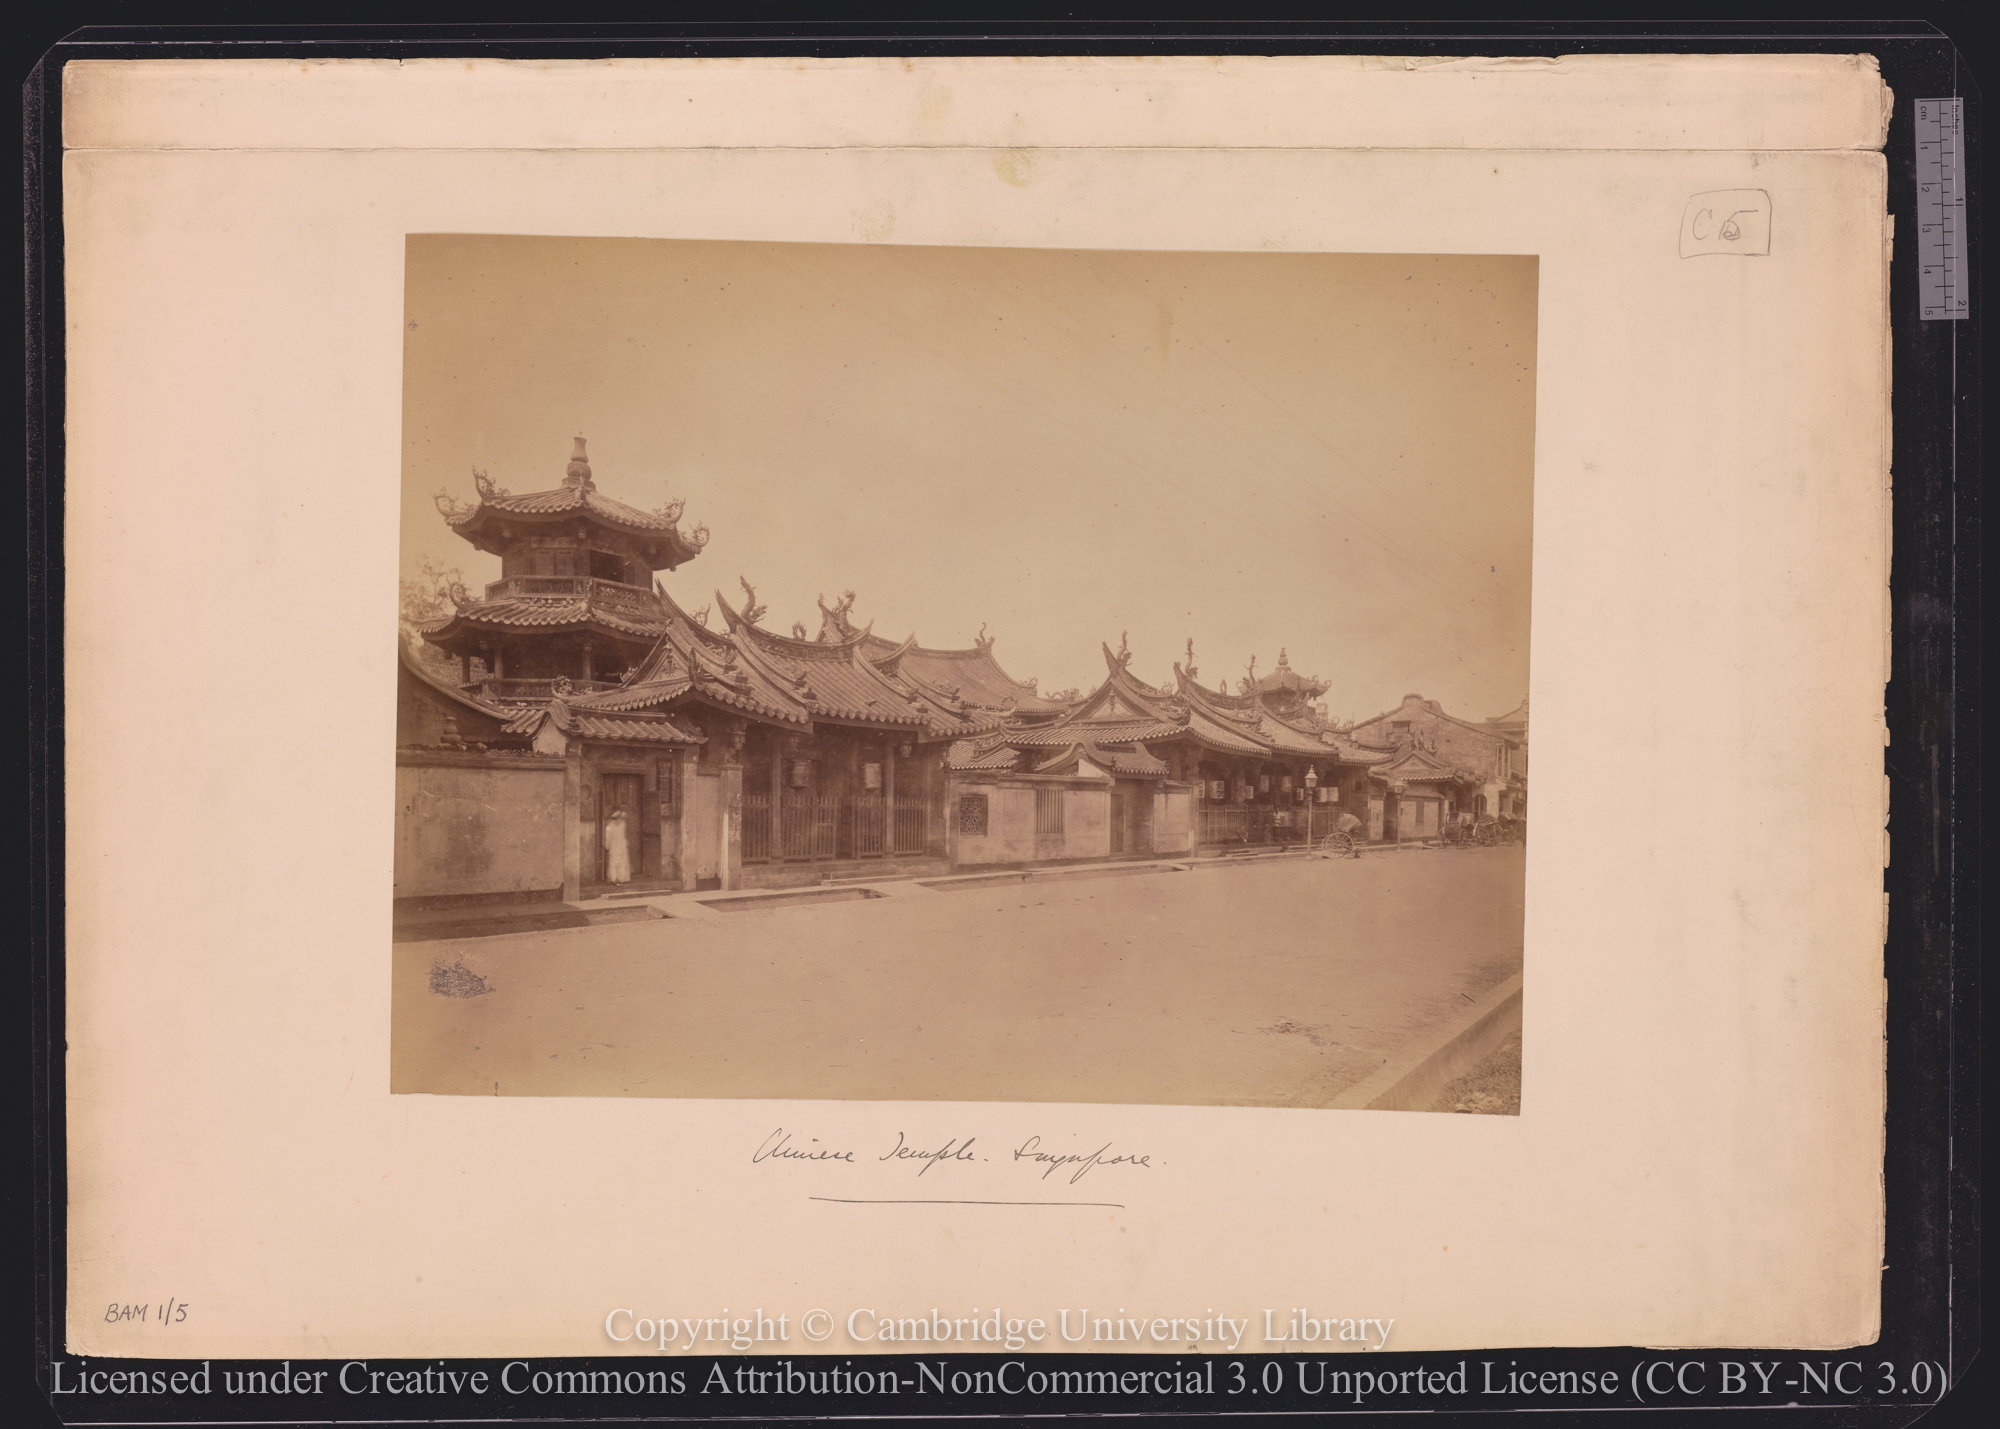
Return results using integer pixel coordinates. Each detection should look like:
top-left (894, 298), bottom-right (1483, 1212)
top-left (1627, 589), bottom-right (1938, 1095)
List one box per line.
top-left (393, 751), bottom-right (567, 903)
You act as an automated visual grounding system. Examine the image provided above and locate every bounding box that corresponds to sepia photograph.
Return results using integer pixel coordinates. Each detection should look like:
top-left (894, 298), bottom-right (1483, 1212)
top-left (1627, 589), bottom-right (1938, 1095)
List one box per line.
top-left (57, 49), bottom-right (1903, 1366)
top-left (390, 236), bottom-right (1535, 1111)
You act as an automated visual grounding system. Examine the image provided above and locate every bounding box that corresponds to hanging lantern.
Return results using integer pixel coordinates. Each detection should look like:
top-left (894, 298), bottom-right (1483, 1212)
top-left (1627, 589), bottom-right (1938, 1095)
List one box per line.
top-left (788, 759), bottom-right (813, 788)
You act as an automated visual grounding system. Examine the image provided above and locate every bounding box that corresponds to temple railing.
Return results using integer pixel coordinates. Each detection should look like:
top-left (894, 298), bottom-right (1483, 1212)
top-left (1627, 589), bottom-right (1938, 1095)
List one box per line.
top-left (742, 794), bottom-right (773, 863)
top-left (476, 677), bottom-right (620, 702)
top-left (741, 793), bottom-right (934, 865)
top-left (892, 796), bottom-right (930, 857)
top-left (482, 576), bottom-right (660, 613)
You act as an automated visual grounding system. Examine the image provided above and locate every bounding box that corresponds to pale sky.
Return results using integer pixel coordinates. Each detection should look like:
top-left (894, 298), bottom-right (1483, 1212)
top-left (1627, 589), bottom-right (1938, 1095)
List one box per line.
top-left (401, 236), bottom-right (1535, 722)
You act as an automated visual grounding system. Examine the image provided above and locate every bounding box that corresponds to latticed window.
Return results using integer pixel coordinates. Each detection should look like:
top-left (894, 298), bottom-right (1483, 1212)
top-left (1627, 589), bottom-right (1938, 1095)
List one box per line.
top-left (958, 793), bottom-right (989, 837)
top-left (1035, 787), bottom-right (1065, 839)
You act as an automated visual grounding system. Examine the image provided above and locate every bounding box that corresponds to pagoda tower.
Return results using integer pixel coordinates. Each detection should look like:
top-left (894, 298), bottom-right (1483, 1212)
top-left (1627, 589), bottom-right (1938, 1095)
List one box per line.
top-left (420, 437), bottom-right (706, 696)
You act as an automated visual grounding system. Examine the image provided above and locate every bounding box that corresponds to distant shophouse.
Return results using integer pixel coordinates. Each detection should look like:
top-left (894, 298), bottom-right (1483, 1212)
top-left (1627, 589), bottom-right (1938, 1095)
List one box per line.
top-left (1348, 692), bottom-right (1528, 839)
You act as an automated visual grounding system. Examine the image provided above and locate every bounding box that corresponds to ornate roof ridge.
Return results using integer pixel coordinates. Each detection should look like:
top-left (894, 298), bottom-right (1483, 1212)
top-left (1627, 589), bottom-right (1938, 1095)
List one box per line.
top-left (418, 600), bottom-right (668, 642)
top-left (715, 589), bottom-right (932, 727)
top-left (1178, 667), bottom-right (1262, 709)
top-left (1353, 696), bottom-right (1523, 742)
top-left (439, 479), bottom-right (701, 537)
top-left (1376, 744), bottom-right (1478, 779)
top-left (722, 588), bottom-right (873, 652)
top-left (565, 678), bottom-right (694, 713)
top-left (1032, 738), bottom-right (1170, 777)
top-left (1173, 667), bottom-right (1263, 723)
top-left (650, 582), bottom-right (732, 647)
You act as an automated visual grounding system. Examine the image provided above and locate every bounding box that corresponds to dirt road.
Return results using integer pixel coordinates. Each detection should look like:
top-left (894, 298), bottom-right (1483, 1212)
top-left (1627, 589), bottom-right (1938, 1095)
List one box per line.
top-left (392, 848), bottom-right (1524, 1109)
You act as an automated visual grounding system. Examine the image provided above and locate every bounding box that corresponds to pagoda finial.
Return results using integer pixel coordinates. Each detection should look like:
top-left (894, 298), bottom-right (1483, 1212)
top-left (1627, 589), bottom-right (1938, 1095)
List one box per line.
top-left (1277, 647), bottom-right (1289, 667)
top-left (565, 435), bottom-right (593, 489)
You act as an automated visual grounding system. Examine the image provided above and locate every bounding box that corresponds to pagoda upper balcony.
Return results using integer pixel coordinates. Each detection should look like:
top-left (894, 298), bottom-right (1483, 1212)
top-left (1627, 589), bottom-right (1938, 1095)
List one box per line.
top-left (471, 677), bottom-right (624, 704)
top-left (482, 575), bottom-right (662, 616)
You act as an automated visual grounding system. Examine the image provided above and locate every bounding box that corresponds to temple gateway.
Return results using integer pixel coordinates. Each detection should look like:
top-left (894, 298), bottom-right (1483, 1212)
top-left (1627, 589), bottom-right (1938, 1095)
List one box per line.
top-left (395, 440), bottom-right (1526, 909)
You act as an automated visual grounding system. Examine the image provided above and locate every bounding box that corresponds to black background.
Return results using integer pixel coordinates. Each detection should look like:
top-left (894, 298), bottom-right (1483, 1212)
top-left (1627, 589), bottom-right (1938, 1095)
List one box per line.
top-left (16, 15), bottom-right (1990, 1428)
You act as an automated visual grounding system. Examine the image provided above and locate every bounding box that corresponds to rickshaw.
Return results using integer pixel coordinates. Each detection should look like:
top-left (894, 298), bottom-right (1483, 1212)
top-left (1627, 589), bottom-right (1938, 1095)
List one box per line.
top-left (1318, 811), bottom-right (1365, 858)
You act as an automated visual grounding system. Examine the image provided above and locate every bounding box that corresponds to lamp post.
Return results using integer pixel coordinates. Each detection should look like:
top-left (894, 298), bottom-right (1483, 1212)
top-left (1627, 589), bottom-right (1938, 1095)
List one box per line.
top-left (1304, 765), bottom-right (1318, 848)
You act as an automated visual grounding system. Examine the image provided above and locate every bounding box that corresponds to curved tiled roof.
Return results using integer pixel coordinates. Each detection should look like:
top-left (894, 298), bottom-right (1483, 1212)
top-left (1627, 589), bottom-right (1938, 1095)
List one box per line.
top-left (718, 590), bottom-right (929, 727)
top-left (517, 697), bottom-right (709, 746)
top-left (1251, 649), bottom-right (1331, 698)
top-left (435, 442), bottom-right (707, 571)
top-left (448, 482), bottom-right (684, 534)
top-left (566, 677), bottom-right (693, 713)
top-left (1033, 741), bottom-right (1171, 777)
top-left (1006, 718), bottom-right (1188, 748)
top-left (875, 639), bottom-right (1076, 715)
top-left (1180, 708), bottom-right (1271, 757)
top-left (819, 596), bottom-right (1077, 717)
top-left (500, 707), bottom-right (545, 736)
top-left (568, 713), bottom-right (705, 744)
top-left (418, 592), bottom-right (673, 650)
top-left (1002, 647), bottom-right (1394, 764)
top-left (1370, 746), bottom-right (1481, 785)
top-left (944, 738), bottom-right (1022, 772)
top-left (1352, 695), bottom-right (1522, 745)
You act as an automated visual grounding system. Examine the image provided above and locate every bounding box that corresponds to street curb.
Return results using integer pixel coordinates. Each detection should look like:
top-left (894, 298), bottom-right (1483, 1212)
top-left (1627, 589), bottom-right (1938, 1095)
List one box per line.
top-left (1328, 972), bottom-right (1523, 1113)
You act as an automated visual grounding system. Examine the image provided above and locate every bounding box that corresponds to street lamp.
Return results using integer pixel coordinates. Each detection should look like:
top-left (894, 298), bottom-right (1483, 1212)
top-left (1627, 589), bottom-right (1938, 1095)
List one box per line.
top-left (1304, 765), bottom-right (1318, 848)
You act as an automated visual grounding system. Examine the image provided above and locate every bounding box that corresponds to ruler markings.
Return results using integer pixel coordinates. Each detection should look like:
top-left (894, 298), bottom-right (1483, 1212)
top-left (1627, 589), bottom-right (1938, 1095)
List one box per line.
top-left (1915, 98), bottom-right (1967, 321)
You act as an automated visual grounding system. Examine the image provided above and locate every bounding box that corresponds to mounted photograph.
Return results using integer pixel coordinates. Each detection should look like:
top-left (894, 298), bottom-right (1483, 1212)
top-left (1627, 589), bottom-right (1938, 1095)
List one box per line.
top-left (390, 235), bottom-right (1535, 1112)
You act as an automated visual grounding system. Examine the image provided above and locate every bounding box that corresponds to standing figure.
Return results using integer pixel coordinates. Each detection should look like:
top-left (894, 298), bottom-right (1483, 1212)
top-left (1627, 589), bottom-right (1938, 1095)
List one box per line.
top-left (603, 807), bottom-right (632, 885)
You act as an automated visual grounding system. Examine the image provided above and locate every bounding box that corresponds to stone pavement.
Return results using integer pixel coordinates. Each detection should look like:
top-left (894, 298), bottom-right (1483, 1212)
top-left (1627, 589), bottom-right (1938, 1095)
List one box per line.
top-left (392, 846), bottom-right (1525, 1110)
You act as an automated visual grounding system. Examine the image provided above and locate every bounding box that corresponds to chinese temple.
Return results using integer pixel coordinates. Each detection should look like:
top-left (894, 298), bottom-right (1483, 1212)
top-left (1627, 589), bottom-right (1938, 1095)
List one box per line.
top-left (397, 438), bottom-right (1084, 905)
top-left (394, 437), bottom-right (1524, 910)
top-left (941, 638), bottom-right (1396, 859)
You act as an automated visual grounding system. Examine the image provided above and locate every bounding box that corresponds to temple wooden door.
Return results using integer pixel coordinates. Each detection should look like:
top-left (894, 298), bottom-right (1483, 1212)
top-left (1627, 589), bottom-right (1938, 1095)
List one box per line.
top-left (1110, 779), bottom-right (1151, 855)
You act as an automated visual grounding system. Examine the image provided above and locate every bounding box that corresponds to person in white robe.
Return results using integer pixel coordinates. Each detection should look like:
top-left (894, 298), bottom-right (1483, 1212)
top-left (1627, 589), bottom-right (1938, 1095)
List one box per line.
top-left (603, 808), bottom-right (632, 884)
